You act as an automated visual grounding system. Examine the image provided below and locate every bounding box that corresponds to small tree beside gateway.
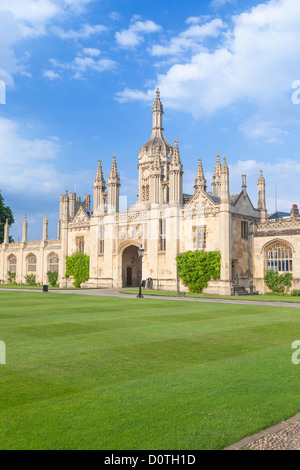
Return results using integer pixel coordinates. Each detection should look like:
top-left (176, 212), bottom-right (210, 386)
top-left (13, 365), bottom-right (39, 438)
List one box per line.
top-left (65, 253), bottom-right (90, 288)
top-left (176, 250), bottom-right (221, 294)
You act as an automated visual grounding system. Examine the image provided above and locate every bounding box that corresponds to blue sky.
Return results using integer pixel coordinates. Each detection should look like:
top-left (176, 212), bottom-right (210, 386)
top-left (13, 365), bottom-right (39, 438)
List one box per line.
top-left (1, 0), bottom-right (300, 240)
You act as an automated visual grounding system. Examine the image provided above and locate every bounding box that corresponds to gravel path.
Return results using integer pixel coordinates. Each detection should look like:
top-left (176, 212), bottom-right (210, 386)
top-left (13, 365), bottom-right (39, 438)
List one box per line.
top-left (247, 423), bottom-right (300, 450)
top-left (225, 414), bottom-right (300, 450)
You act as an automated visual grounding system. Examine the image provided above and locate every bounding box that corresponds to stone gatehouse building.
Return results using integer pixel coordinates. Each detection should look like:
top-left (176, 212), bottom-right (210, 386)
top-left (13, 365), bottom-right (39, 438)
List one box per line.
top-left (1, 90), bottom-right (299, 295)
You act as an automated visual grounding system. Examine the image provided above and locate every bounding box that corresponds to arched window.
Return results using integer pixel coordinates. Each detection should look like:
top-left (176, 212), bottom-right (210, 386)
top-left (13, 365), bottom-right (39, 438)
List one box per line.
top-left (27, 255), bottom-right (37, 273)
top-left (8, 255), bottom-right (17, 273)
top-left (48, 254), bottom-right (59, 273)
top-left (265, 241), bottom-right (293, 273)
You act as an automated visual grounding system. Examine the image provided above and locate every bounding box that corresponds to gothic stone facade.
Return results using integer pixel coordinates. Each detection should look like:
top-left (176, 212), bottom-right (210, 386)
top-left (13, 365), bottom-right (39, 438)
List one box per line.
top-left (1, 90), bottom-right (299, 295)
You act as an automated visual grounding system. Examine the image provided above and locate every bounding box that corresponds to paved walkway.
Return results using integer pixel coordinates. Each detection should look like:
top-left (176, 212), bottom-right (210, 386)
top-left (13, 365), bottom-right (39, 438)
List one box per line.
top-left (56, 289), bottom-right (300, 308)
top-left (225, 413), bottom-right (300, 450)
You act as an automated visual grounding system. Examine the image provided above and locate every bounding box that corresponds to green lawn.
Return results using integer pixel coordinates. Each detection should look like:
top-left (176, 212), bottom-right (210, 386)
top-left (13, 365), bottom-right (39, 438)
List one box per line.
top-left (122, 289), bottom-right (300, 303)
top-left (0, 291), bottom-right (300, 450)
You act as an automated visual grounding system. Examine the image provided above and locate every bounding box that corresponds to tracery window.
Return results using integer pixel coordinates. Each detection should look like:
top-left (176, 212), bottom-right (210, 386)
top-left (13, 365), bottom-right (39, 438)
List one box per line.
top-left (27, 255), bottom-right (37, 273)
top-left (265, 241), bottom-right (293, 273)
top-left (8, 255), bottom-right (17, 273)
top-left (49, 255), bottom-right (59, 273)
top-left (193, 226), bottom-right (207, 251)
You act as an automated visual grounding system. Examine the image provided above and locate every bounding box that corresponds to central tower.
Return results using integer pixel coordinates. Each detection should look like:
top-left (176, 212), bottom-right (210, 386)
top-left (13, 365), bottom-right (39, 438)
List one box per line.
top-left (138, 89), bottom-right (182, 205)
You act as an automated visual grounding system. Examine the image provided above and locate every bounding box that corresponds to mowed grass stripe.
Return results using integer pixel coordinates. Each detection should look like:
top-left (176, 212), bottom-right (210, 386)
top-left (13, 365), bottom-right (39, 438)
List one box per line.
top-left (0, 292), bottom-right (299, 449)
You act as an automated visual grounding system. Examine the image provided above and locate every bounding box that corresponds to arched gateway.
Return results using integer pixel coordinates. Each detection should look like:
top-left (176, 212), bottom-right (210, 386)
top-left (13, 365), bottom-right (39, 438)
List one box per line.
top-left (122, 245), bottom-right (140, 287)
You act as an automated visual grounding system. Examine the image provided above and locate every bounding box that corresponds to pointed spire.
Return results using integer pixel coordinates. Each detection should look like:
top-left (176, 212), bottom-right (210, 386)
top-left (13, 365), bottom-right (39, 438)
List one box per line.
top-left (93, 159), bottom-right (107, 213)
top-left (4, 219), bottom-right (9, 244)
top-left (257, 169), bottom-right (267, 220)
top-left (153, 88), bottom-right (163, 111)
top-left (152, 87), bottom-right (164, 131)
top-left (108, 155), bottom-right (121, 214)
top-left (212, 154), bottom-right (222, 196)
top-left (258, 169), bottom-right (265, 184)
top-left (222, 156), bottom-right (229, 173)
top-left (95, 158), bottom-right (105, 184)
top-left (215, 153), bottom-right (222, 175)
top-left (109, 154), bottom-right (120, 180)
top-left (171, 138), bottom-right (181, 165)
top-left (43, 213), bottom-right (48, 241)
top-left (221, 157), bottom-right (230, 201)
top-left (194, 158), bottom-right (207, 192)
top-left (22, 215), bottom-right (28, 243)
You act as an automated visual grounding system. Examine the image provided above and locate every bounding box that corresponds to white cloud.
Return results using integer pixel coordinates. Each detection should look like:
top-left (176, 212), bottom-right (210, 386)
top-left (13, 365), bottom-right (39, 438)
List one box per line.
top-left (52, 23), bottom-right (107, 40)
top-left (82, 48), bottom-right (101, 57)
top-left (239, 117), bottom-right (290, 144)
top-left (0, 117), bottom-right (61, 194)
top-left (151, 18), bottom-right (226, 56)
top-left (118, 0), bottom-right (300, 142)
top-left (116, 87), bottom-right (154, 104)
top-left (49, 49), bottom-right (116, 79)
top-left (0, 117), bottom-right (94, 200)
top-left (185, 15), bottom-right (212, 24)
top-left (116, 19), bottom-right (162, 48)
top-left (0, 0), bottom-right (94, 21)
top-left (0, 0), bottom-right (98, 83)
top-left (72, 57), bottom-right (116, 79)
top-left (43, 69), bottom-right (60, 80)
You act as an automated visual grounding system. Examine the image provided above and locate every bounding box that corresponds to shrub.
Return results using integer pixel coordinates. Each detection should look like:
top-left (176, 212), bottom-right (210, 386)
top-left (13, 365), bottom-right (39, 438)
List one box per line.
top-left (7, 271), bottom-right (16, 284)
top-left (176, 250), bottom-right (221, 294)
top-left (264, 270), bottom-right (292, 294)
top-left (47, 271), bottom-right (58, 287)
top-left (264, 292), bottom-right (287, 296)
top-left (25, 274), bottom-right (36, 286)
top-left (65, 253), bottom-right (90, 288)
top-left (291, 290), bottom-right (300, 297)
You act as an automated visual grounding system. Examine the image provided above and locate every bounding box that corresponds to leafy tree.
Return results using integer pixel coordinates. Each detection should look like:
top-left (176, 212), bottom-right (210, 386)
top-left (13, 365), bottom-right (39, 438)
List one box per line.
top-left (65, 253), bottom-right (90, 288)
top-left (176, 250), bottom-right (221, 294)
top-left (0, 191), bottom-right (14, 244)
top-left (264, 270), bottom-right (292, 294)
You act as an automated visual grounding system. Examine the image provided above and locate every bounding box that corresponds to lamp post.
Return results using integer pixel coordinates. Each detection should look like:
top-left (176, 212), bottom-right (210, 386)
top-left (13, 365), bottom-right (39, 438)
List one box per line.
top-left (137, 245), bottom-right (144, 298)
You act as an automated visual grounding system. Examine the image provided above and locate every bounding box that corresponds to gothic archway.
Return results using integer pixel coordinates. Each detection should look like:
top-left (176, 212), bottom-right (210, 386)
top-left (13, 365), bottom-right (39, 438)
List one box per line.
top-left (122, 245), bottom-right (140, 287)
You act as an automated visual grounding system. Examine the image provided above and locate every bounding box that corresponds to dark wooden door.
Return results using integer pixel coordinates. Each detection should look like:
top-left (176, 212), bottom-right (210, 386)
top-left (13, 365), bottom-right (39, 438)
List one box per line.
top-left (127, 267), bottom-right (132, 287)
